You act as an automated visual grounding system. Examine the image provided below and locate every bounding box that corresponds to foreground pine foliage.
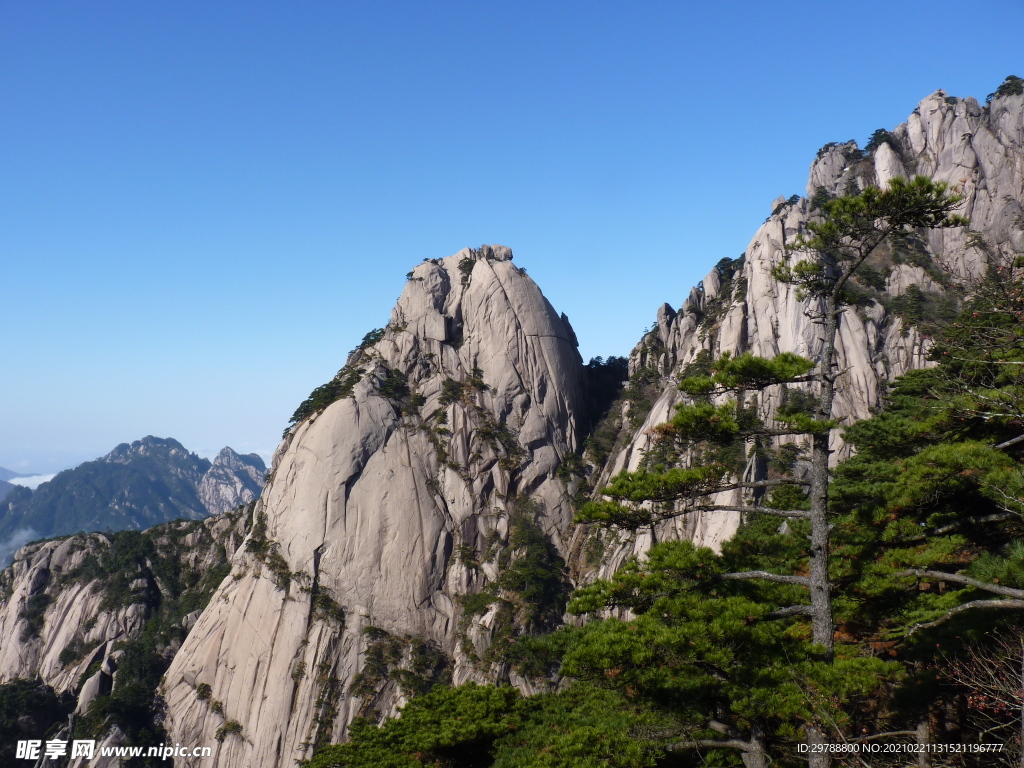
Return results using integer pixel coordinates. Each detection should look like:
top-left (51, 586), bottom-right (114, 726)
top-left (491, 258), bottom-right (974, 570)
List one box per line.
top-left (307, 191), bottom-right (1024, 765)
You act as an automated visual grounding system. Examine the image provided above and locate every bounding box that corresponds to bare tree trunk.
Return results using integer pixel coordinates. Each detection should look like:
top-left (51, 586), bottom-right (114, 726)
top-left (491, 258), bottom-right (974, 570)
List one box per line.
top-left (807, 725), bottom-right (829, 768)
top-left (808, 294), bottom-right (837, 660)
top-left (808, 429), bottom-right (833, 656)
top-left (915, 719), bottom-right (930, 768)
top-left (785, 179), bottom-right (964, 767)
top-left (741, 721), bottom-right (769, 768)
top-left (803, 297), bottom-right (840, 768)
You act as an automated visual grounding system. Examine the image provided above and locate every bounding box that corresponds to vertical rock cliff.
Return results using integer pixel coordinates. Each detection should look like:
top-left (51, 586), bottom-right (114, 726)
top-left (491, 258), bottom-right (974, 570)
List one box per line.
top-left (162, 246), bottom-right (585, 767)
top-left (594, 87), bottom-right (1024, 567)
top-left (0, 507), bottom-right (250, 712)
top-left (3, 84), bottom-right (1018, 768)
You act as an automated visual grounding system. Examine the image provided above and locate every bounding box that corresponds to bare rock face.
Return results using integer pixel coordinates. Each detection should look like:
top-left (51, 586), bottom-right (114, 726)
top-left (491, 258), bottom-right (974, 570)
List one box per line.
top-left (154, 86), bottom-right (1021, 768)
top-left (0, 534), bottom-right (145, 694)
top-left (162, 246), bottom-right (585, 767)
top-left (601, 88), bottom-right (1024, 564)
top-left (0, 508), bottom-right (249, 719)
top-left (197, 447), bottom-right (266, 516)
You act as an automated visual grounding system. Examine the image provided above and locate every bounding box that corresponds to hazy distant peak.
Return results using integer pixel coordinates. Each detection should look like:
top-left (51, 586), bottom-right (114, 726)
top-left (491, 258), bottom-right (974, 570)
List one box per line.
top-left (1, 436), bottom-right (265, 544)
top-left (212, 446), bottom-right (266, 473)
top-left (102, 435), bottom-right (195, 465)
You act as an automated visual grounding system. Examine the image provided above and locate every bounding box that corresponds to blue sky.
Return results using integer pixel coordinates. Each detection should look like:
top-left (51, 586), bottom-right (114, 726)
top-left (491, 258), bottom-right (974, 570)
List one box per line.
top-left (2, 0), bottom-right (1021, 473)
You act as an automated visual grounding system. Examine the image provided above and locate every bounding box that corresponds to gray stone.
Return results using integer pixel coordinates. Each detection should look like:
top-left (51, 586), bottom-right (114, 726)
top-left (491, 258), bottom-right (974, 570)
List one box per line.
top-left (161, 246), bottom-right (586, 767)
top-left (609, 87), bottom-right (1024, 567)
top-left (197, 447), bottom-right (266, 516)
top-left (76, 669), bottom-right (112, 715)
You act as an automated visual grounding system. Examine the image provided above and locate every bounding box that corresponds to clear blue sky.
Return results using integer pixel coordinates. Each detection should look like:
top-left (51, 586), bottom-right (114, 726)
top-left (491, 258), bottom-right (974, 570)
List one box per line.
top-left (2, 0), bottom-right (1021, 473)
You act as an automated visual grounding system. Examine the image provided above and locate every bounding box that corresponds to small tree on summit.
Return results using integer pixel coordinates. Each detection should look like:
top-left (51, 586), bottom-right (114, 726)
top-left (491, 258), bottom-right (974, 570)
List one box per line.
top-left (576, 176), bottom-right (967, 765)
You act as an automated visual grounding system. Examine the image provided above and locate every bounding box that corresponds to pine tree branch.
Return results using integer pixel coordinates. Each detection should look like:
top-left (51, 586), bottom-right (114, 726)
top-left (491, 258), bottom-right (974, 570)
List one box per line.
top-left (902, 569), bottom-right (1024, 598)
top-left (706, 720), bottom-right (733, 735)
top-left (852, 730), bottom-right (919, 742)
top-left (754, 427), bottom-right (829, 438)
top-left (664, 720), bottom-right (760, 754)
top-left (667, 739), bottom-right (756, 753)
top-left (829, 228), bottom-right (893, 301)
top-left (697, 374), bottom-right (820, 396)
top-left (691, 739), bottom-right (755, 751)
top-left (719, 571), bottom-right (810, 586)
top-left (994, 433), bottom-right (1024, 450)
top-left (692, 505), bottom-right (810, 519)
top-left (636, 480), bottom-right (811, 515)
top-left (898, 513), bottom-right (1013, 542)
top-left (907, 599), bottom-right (1024, 635)
top-left (930, 513), bottom-right (1014, 536)
top-left (722, 479), bottom-right (811, 491)
top-left (764, 605), bottom-right (814, 619)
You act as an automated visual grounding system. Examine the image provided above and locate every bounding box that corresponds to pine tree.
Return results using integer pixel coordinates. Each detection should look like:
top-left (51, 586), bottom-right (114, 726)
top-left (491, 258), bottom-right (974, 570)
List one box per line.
top-left (833, 256), bottom-right (1024, 635)
top-left (577, 176), bottom-right (967, 764)
top-left (303, 179), bottom-right (977, 768)
top-left (561, 536), bottom-right (896, 767)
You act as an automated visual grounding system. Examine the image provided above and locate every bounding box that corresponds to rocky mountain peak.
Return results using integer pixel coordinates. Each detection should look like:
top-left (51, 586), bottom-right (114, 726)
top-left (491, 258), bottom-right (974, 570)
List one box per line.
top-left (3, 85), bottom-right (1021, 768)
top-left (197, 448), bottom-right (266, 516)
top-left (608, 85), bottom-right (1024, 561)
top-left (162, 245), bottom-right (585, 767)
top-left (102, 436), bottom-right (201, 467)
top-left (0, 438), bottom-right (266, 545)
top-left (158, 85), bottom-right (1024, 764)
top-left (210, 446), bottom-right (265, 475)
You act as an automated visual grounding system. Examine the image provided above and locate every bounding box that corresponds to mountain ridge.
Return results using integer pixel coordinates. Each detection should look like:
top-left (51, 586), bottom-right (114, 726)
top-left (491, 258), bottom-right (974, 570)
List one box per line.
top-left (0, 437), bottom-right (266, 549)
top-left (0, 467), bottom-right (28, 482)
top-left (585, 86), bottom-right (1024, 571)
top-left (0, 82), bottom-right (1020, 766)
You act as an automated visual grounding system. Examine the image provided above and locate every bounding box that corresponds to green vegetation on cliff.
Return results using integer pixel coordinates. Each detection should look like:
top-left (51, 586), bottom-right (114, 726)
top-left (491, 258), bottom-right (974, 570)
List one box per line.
top-left (0, 679), bottom-right (74, 765)
top-left (71, 510), bottom-right (249, 765)
top-left (0, 505), bottom-right (250, 767)
top-left (309, 268), bottom-right (1024, 765)
top-left (304, 178), bottom-right (1024, 766)
top-left (0, 437), bottom-right (264, 546)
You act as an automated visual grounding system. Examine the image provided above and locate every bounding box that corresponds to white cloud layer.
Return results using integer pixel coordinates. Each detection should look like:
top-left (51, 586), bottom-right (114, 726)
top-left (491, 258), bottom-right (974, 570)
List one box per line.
top-left (0, 528), bottom-right (39, 567)
top-left (8, 474), bottom-right (56, 489)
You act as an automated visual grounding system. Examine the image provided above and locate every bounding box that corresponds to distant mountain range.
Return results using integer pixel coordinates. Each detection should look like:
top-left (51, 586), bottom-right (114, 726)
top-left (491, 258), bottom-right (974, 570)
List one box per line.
top-left (1, 83), bottom-right (1023, 765)
top-left (0, 467), bottom-right (26, 482)
top-left (0, 467), bottom-right (31, 503)
top-left (0, 437), bottom-right (265, 546)
top-left (0, 466), bottom-right (61, 497)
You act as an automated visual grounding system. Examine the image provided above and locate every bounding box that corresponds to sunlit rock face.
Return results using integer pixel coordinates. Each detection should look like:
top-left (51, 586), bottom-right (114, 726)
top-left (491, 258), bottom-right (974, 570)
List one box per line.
top-left (595, 88), bottom-right (1024, 565)
top-left (156, 88), bottom-right (1024, 768)
top-left (0, 511), bottom-right (249, 709)
top-left (197, 447), bottom-right (266, 516)
top-left (162, 246), bottom-right (586, 767)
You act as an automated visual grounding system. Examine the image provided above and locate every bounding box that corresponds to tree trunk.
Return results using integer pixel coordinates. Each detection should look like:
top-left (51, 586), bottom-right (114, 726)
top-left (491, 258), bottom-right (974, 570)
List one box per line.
top-left (808, 294), bottom-right (837, 659)
top-left (808, 429), bottom-right (833, 656)
top-left (915, 719), bottom-right (930, 768)
top-left (740, 752), bottom-right (768, 768)
top-left (804, 296), bottom-right (840, 768)
top-left (741, 721), bottom-right (769, 768)
top-left (805, 725), bottom-right (829, 768)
